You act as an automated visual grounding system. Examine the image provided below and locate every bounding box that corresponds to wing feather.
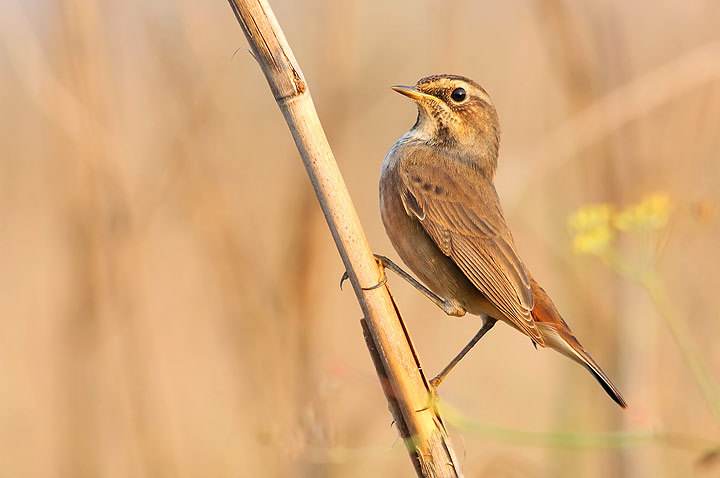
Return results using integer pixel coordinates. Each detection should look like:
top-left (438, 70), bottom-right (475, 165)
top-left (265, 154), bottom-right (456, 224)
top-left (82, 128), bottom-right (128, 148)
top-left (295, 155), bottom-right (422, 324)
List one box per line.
top-left (398, 152), bottom-right (542, 344)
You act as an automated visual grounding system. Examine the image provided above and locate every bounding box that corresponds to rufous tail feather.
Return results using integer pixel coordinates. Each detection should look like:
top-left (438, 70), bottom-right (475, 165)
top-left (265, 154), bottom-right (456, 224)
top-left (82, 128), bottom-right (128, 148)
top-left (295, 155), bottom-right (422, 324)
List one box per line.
top-left (538, 323), bottom-right (628, 409)
top-left (530, 278), bottom-right (627, 408)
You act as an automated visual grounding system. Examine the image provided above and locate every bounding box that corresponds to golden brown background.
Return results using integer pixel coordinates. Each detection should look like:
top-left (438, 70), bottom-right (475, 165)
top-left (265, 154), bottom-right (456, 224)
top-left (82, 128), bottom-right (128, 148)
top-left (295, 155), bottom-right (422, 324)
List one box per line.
top-left (2, 0), bottom-right (720, 476)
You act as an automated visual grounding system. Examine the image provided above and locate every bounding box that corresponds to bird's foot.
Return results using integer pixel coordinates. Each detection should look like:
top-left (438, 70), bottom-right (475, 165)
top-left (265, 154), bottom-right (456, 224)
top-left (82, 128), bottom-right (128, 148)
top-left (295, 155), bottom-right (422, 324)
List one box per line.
top-left (339, 256), bottom-right (388, 291)
top-left (417, 382), bottom-right (441, 412)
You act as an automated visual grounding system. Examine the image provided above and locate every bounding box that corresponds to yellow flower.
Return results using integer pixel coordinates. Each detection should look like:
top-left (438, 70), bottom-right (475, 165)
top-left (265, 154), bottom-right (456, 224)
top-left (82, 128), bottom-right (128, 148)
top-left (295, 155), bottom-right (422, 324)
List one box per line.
top-left (572, 228), bottom-right (614, 255)
top-left (568, 204), bottom-right (615, 255)
top-left (568, 203), bottom-right (614, 231)
top-left (615, 193), bottom-right (671, 231)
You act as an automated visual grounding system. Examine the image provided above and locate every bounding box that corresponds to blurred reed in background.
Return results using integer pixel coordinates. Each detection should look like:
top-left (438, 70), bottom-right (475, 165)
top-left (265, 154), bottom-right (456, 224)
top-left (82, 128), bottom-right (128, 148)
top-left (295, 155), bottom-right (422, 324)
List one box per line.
top-left (1, 0), bottom-right (719, 476)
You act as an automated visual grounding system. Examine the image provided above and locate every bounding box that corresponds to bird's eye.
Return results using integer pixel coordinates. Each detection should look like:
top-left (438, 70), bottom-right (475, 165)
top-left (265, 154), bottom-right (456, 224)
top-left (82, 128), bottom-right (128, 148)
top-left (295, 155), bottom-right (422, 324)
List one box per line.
top-left (450, 87), bottom-right (466, 102)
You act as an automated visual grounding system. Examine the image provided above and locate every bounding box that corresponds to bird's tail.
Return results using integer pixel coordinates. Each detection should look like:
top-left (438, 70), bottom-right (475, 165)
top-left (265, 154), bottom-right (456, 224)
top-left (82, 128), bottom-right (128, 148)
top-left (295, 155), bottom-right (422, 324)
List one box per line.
top-left (530, 279), bottom-right (628, 409)
top-left (537, 321), bottom-right (628, 409)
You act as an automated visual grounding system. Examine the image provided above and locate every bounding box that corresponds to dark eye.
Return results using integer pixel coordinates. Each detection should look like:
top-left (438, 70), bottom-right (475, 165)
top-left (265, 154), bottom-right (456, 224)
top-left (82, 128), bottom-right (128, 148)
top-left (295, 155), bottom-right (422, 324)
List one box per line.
top-left (450, 87), bottom-right (466, 102)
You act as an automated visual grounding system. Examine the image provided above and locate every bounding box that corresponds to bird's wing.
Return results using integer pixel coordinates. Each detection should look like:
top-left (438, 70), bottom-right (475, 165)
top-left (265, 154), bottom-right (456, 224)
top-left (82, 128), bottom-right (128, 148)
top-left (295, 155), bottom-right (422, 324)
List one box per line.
top-left (397, 151), bottom-right (542, 345)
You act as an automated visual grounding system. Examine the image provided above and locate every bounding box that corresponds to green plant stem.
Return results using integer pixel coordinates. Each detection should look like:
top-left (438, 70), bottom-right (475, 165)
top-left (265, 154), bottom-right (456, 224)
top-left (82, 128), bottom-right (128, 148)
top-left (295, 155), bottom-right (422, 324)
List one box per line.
top-left (441, 403), bottom-right (713, 451)
top-left (601, 247), bottom-right (720, 425)
top-left (639, 275), bottom-right (720, 425)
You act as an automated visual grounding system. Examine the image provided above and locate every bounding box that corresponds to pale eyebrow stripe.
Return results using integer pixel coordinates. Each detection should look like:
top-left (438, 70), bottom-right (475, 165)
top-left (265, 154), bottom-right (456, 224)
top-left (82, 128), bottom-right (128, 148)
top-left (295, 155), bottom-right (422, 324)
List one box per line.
top-left (448, 79), bottom-right (493, 105)
top-left (475, 88), bottom-right (493, 105)
top-left (433, 78), bottom-right (494, 106)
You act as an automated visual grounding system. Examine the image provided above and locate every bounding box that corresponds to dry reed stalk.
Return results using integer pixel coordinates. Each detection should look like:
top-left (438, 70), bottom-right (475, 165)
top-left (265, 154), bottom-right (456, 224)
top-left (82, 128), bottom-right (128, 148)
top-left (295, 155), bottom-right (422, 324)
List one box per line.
top-left (226, 1), bottom-right (463, 476)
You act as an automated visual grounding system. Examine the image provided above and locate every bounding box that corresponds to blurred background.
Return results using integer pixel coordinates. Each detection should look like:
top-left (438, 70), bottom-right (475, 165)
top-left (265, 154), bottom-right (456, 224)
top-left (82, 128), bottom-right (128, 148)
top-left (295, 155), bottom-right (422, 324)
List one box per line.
top-left (2, 0), bottom-right (720, 476)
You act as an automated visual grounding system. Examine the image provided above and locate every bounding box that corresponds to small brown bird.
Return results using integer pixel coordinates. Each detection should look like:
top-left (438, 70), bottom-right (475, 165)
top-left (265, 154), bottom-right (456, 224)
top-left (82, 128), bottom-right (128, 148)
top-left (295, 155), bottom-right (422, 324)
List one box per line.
top-left (379, 74), bottom-right (627, 408)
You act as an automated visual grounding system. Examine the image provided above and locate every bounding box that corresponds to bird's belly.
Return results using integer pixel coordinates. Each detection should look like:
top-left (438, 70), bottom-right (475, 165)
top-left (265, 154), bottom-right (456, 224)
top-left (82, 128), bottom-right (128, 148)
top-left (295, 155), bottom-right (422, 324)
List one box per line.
top-left (379, 176), bottom-right (490, 316)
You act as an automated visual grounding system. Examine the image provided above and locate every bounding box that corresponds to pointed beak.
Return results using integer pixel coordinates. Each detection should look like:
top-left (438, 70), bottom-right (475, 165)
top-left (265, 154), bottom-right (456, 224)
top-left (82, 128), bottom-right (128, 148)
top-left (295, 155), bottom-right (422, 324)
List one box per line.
top-left (391, 85), bottom-right (436, 102)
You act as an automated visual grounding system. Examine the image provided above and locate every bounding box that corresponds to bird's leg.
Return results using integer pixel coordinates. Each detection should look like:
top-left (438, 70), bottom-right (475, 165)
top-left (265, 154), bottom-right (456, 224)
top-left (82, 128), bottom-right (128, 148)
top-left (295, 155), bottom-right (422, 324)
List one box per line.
top-left (430, 317), bottom-right (497, 388)
top-left (341, 255), bottom-right (463, 315)
top-left (372, 255), bottom-right (465, 316)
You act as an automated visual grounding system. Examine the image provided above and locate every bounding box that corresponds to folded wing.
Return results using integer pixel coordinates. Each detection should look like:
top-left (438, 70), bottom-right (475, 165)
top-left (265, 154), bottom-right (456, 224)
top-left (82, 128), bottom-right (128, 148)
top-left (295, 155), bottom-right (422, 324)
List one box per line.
top-left (398, 149), bottom-right (543, 345)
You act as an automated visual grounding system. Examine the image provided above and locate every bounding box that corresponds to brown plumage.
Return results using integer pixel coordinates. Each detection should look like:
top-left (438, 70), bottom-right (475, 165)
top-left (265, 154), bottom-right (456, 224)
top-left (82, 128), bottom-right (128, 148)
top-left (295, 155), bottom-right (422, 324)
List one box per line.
top-left (380, 74), bottom-right (627, 408)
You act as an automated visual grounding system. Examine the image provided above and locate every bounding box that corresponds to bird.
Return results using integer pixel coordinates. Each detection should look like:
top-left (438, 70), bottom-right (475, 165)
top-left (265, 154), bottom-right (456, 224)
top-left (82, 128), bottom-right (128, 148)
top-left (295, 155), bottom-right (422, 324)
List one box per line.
top-left (378, 74), bottom-right (627, 408)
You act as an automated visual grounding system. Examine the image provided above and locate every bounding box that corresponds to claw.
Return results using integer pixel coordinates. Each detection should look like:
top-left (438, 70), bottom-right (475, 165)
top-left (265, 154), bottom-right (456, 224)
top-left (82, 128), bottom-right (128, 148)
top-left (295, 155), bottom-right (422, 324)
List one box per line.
top-left (340, 256), bottom-right (388, 291)
top-left (361, 257), bottom-right (388, 290)
top-left (362, 275), bottom-right (387, 290)
top-left (417, 384), bottom-right (441, 412)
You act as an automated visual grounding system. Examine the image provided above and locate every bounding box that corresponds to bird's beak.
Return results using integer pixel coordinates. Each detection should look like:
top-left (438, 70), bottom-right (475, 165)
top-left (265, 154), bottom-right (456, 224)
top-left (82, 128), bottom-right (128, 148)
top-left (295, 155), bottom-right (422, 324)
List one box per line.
top-left (391, 85), bottom-right (436, 102)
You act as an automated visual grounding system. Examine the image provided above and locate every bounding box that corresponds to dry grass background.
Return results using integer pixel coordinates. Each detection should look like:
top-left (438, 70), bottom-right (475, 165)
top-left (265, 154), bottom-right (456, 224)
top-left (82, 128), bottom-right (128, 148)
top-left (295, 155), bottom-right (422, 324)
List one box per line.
top-left (1, 0), bottom-right (720, 476)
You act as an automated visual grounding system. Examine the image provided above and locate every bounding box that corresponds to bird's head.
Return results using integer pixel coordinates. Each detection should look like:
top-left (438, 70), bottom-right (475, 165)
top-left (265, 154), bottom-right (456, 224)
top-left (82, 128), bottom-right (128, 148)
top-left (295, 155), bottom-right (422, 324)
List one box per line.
top-left (393, 74), bottom-right (501, 173)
